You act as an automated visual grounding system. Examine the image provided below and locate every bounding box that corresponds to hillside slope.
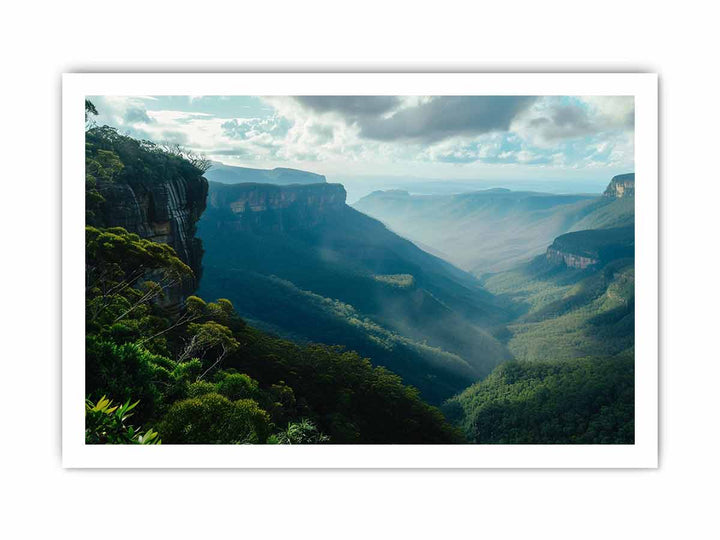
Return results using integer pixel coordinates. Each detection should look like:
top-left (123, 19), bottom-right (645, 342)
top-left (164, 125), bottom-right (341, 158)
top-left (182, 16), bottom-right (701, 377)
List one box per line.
top-left (198, 181), bottom-right (512, 403)
top-left (443, 354), bottom-right (634, 444)
top-left (481, 174), bottom-right (635, 363)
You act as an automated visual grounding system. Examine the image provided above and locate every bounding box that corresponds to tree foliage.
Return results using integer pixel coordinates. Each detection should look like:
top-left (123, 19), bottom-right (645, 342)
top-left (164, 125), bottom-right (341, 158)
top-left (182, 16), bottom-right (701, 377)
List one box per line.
top-left (159, 393), bottom-right (270, 444)
top-left (272, 419), bottom-right (330, 444)
top-left (85, 396), bottom-right (161, 445)
top-left (444, 355), bottom-right (634, 444)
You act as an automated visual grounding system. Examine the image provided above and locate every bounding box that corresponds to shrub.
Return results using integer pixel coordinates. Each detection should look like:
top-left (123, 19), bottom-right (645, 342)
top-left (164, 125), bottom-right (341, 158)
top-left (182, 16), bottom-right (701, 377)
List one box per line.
top-left (216, 373), bottom-right (260, 401)
top-left (85, 396), bottom-right (160, 444)
top-left (159, 393), bottom-right (270, 444)
top-left (273, 419), bottom-right (330, 444)
top-left (85, 336), bottom-right (163, 423)
top-left (187, 381), bottom-right (217, 398)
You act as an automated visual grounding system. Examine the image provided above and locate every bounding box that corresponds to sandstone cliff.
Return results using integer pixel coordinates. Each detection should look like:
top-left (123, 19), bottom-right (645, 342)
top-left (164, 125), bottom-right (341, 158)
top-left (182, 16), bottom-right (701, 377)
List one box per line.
top-left (546, 248), bottom-right (599, 269)
top-left (546, 226), bottom-right (634, 269)
top-left (603, 173), bottom-right (635, 199)
top-left (95, 174), bottom-right (208, 303)
top-left (204, 181), bottom-right (346, 232)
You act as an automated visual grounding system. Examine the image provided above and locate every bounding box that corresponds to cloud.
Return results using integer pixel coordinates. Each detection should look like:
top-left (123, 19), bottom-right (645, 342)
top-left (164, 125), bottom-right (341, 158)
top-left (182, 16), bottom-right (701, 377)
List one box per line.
top-left (512, 96), bottom-right (634, 146)
top-left (524, 103), bottom-right (594, 141)
top-left (294, 96), bottom-right (401, 117)
top-left (292, 96), bottom-right (536, 144)
top-left (358, 96), bottom-right (537, 143)
top-left (221, 116), bottom-right (293, 140)
top-left (124, 107), bottom-right (154, 124)
top-left (89, 95), bottom-right (634, 178)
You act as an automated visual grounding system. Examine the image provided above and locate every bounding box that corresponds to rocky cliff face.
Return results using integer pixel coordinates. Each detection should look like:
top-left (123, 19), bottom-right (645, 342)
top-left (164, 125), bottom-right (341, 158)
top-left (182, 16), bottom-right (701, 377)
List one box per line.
top-left (96, 174), bottom-right (208, 303)
top-left (546, 248), bottom-right (599, 269)
top-left (604, 173), bottom-right (635, 199)
top-left (205, 182), bottom-right (346, 232)
top-left (545, 226), bottom-right (634, 270)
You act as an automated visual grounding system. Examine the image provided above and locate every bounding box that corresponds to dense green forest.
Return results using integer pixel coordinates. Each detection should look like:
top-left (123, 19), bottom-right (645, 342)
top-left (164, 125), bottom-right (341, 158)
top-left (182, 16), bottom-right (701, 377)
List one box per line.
top-left (443, 355), bottom-right (634, 444)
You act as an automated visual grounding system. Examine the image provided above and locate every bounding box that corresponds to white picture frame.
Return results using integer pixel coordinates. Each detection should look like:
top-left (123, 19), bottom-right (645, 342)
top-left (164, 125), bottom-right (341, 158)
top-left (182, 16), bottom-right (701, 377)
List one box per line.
top-left (62, 73), bottom-right (658, 468)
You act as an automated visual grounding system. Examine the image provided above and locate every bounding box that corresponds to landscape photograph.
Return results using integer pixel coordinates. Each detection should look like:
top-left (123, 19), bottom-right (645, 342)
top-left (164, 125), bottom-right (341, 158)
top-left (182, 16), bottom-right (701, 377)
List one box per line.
top-left (84, 94), bottom-right (635, 445)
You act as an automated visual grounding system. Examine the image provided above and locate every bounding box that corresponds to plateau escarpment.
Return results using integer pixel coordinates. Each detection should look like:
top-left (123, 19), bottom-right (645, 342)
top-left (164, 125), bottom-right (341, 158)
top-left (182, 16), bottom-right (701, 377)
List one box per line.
top-left (545, 227), bottom-right (634, 269)
top-left (604, 173), bottom-right (635, 199)
top-left (86, 127), bottom-right (209, 306)
top-left (205, 181), bottom-right (346, 232)
top-left (546, 247), bottom-right (599, 269)
top-left (94, 176), bottom-right (208, 277)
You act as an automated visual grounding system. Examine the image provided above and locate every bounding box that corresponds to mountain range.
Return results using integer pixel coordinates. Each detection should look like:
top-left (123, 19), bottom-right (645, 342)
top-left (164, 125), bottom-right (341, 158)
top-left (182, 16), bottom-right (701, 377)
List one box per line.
top-left (205, 161), bottom-right (327, 185)
top-left (353, 175), bottom-right (634, 275)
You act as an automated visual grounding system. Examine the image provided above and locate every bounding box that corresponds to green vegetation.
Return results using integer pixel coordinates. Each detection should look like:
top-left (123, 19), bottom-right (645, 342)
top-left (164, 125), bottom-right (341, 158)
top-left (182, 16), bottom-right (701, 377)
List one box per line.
top-left (85, 252), bottom-right (462, 443)
top-left (271, 419), bottom-right (330, 444)
top-left (444, 355), bottom-right (634, 444)
top-left (85, 224), bottom-right (461, 443)
top-left (568, 196), bottom-right (635, 232)
top-left (373, 273), bottom-right (415, 288)
top-left (85, 396), bottom-right (161, 445)
top-left (483, 250), bottom-right (634, 363)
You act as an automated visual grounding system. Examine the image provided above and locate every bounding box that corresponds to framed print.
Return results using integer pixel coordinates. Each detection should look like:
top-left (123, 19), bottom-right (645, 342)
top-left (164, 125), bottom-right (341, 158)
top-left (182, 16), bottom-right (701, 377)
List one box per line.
top-left (62, 73), bottom-right (658, 467)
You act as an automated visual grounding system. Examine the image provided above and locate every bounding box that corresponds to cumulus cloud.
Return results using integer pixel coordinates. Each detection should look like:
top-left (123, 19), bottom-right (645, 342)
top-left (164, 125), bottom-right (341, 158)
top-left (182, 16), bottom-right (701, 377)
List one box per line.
top-left (294, 96), bottom-right (401, 117)
top-left (512, 96), bottom-right (634, 146)
top-left (358, 96), bottom-right (537, 143)
top-left (221, 116), bottom-right (293, 140)
top-left (291, 96), bottom-right (537, 144)
top-left (88, 94), bottom-right (634, 178)
top-left (123, 107), bottom-right (154, 124)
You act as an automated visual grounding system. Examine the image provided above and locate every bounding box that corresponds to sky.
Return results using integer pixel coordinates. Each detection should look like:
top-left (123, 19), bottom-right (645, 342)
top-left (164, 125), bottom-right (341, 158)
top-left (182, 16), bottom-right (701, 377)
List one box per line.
top-left (88, 95), bottom-right (634, 196)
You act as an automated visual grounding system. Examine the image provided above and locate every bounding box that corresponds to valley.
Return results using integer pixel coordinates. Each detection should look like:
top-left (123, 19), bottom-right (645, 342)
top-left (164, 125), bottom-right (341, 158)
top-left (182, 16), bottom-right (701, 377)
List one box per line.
top-left (196, 170), bottom-right (635, 435)
top-left (197, 180), bottom-right (512, 404)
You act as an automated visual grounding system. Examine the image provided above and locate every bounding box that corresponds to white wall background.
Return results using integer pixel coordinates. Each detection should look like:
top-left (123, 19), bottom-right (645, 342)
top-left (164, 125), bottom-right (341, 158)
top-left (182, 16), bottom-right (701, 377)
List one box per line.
top-left (1, 1), bottom-right (717, 538)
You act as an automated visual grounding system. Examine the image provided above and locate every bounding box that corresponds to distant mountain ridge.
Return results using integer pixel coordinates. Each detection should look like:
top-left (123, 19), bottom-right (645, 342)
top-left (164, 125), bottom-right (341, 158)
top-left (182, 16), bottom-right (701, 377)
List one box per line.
top-left (205, 161), bottom-right (327, 185)
top-left (353, 174), bottom-right (635, 275)
top-left (353, 188), bottom-right (598, 274)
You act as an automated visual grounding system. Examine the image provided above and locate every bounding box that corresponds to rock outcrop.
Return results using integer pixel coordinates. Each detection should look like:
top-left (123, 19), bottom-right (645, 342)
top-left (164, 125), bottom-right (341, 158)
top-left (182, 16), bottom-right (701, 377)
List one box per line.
top-left (604, 173), bottom-right (635, 199)
top-left (95, 174), bottom-right (208, 305)
top-left (546, 248), bottom-right (599, 269)
top-left (205, 182), bottom-right (346, 232)
top-left (545, 226), bottom-right (634, 270)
